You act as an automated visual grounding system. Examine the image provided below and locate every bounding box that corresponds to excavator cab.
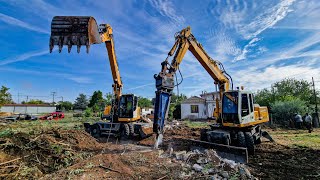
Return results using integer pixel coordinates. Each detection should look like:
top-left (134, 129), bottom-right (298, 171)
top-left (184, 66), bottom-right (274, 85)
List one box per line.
top-left (221, 90), bottom-right (269, 127)
top-left (118, 94), bottom-right (139, 119)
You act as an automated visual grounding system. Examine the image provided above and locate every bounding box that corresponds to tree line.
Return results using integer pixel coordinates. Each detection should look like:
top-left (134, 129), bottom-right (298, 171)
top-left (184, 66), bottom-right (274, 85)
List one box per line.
top-left (255, 78), bottom-right (319, 126)
top-left (3, 78), bottom-right (317, 126)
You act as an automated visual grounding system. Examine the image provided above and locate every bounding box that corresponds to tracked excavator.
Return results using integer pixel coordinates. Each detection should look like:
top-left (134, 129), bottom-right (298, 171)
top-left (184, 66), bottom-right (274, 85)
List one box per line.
top-left (153, 27), bottom-right (273, 156)
top-left (49, 16), bottom-right (152, 139)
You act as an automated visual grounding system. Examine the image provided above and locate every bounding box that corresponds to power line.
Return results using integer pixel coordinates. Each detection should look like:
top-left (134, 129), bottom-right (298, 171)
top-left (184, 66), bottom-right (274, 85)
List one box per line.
top-left (51, 92), bottom-right (57, 103)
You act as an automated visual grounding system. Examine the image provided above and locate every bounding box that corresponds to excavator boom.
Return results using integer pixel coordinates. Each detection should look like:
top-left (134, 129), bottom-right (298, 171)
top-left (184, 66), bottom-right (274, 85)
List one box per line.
top-left (49, 16), bottom-right (122, 98)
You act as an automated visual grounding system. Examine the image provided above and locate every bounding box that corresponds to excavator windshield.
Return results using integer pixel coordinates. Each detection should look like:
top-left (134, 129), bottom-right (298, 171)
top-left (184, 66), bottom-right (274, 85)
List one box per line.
top-left (222, 92), bottom-right (239, 124)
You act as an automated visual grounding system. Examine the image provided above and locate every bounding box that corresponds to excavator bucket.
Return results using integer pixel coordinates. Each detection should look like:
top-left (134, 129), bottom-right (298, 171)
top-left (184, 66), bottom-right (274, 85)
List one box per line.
top-left (49, 16), bottom-right (102, 53)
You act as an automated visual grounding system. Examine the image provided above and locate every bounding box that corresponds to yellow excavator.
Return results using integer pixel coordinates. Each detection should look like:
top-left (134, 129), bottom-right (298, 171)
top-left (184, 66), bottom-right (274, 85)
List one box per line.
top-left (153, 27), bottom-right (273, 154)
top-left (49, 16), bottom-right (152, 139)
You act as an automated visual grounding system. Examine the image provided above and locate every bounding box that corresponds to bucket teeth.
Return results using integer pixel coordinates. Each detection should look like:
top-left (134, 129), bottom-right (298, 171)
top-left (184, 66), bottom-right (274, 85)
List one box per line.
top-left (49, 16), bottom-right (102, 53)
top-left (67, 38), bottom-right (72, 53)
top-left (49, 37), bottom-right (54, 53)
top-left (77, 45), bottom-right (81, 53)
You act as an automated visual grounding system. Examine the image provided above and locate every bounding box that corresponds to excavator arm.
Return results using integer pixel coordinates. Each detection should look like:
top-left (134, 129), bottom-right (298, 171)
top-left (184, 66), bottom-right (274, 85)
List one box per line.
top-left (50, 16), bottom-right (122, 99)
top-left (154, 26), bottom-right (232, 147)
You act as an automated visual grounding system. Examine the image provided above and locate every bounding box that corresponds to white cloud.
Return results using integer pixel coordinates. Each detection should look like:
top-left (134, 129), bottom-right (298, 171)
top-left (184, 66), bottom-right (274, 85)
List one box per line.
top-left (234, 0), bottom-right (296, 61)
top-left (148, 0), bottom-right (185, 24)
top-left (0, 50), bottom-right (50, 66)
top-left (67, 77), bottom-right (92, 84)
top-left (0, 13), bottom-right (49, 34)
top-left (240, 0), bottom-right (296, 39)
top-left (232, 61), bottom-right (320, 91)
top-left (273, 0), bottom-right (320, 30)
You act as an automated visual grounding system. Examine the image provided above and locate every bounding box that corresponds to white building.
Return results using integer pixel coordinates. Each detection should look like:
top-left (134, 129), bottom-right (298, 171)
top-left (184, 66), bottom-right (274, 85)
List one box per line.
top-left (0, 104), bottom-right (56, 114)
top-left (141, 107), bottom-right (154, 116)
top-left (181, 92), bottom-right (220, 120)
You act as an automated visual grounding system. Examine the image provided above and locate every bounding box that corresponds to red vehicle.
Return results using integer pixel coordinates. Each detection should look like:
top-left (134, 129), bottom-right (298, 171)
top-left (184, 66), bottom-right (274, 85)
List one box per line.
top-left (39, 112), bottom-right (64, 120)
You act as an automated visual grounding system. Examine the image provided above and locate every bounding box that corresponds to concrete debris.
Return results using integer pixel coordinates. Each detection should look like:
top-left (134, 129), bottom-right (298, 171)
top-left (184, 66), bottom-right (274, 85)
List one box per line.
top-left (220, 171), bottom-right (229, 178)
top-left (238, 164), bottom-right (252, 179)
top-left (210, 174), bottom-right (222, 180)
top-left (164, 120), bottom-right (181, 130)
top-left (192, 163), bottom-right (203, 172)
top-left (174, 150), bottom-right (187, 160)
top-left (196, 157), bottom-right (209, 164)
top-left (159, 148), bottom-right (255, 179)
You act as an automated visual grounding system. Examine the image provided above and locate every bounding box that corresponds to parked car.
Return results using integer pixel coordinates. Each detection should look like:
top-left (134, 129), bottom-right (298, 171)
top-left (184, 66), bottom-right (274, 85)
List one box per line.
top-left (24, 114), bottom-right (38, 120)
top-left (39, 112), bottom-right (64, 120)
top-left (4, 115), bottom-right (18, 121)
top-left (5, 114), bottom-right (38, 121)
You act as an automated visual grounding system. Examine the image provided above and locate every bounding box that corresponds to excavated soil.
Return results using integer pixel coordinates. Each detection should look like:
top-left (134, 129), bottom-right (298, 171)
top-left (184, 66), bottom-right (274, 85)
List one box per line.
top-left (249, 142), bottom-right (320, 180)
top-left (1, 124), bottom-right (319, 179)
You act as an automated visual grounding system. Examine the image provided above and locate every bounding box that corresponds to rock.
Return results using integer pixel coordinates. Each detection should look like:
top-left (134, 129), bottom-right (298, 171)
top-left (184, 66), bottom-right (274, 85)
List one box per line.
top-left (193, 149), bottom-right (202, 154)
top-left (206, 150), bottom-right (221, 166)
top-left (210, 174), bottom-right (222, 180)
top-left (174, 151), bottom-right (187, 160)
top-left (196, 157), bottom-right (209, 164)
top-left (239, 165), bottom-right (252, 178)
top-left (222, 162), bottom-right (234, 171)
top-left (169, 147), bottom-right (174, 157)
top-left (158, 149), bottom-right (164, 157)
top-left (220, 171), bottom-right (229, 178)
top-left (183, 151), bottom-right (195, 161)
top-left (207, 168), bottom-right (216, 174)
top-left (192, 163), bottom-right (203, 172)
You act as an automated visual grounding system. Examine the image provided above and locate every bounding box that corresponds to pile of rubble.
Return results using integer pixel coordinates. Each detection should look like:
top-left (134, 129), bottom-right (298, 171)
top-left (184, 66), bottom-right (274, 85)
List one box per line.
top-left (159, 148), bottom-right (254, 179)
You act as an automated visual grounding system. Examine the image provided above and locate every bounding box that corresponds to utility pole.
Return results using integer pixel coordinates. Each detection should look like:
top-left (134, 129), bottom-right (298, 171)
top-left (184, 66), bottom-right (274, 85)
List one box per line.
top-left (312, 77), bottom-right (319, 128)
top-left (51, 92), bottom-right (57, 104)
top-left (26, 96), bottom-right (29, 103)
top-left (18, 92), bottom-right (20, 104)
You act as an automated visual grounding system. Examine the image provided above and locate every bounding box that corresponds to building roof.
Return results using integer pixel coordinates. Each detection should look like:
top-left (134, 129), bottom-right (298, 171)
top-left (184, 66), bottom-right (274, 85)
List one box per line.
top-left (181, 96), bottom-right (205, 104)
top-left (2, 104), bottom-right (55, 107)
top-left (200, 91), bottom-right (219, 97)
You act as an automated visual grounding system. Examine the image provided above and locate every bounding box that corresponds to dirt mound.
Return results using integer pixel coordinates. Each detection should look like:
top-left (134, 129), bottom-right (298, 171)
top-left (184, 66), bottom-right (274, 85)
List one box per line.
top-left (0, 129), bottom-right (100, 179)
top-left (249, 142), bottom-right (320, 179)
top-left (42, 151), bottom-right (183, 180)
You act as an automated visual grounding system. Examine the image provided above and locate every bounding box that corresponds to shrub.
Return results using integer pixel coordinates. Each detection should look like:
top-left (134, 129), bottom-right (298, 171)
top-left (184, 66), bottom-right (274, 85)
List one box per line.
top-left (84, 108), bottom-right (93, 117)
top-left (271, 97), bottom-right (307, 126)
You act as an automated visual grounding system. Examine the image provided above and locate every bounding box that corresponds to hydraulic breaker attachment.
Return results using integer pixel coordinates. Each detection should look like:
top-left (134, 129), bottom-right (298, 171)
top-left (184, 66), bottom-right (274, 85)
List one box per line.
top-left (50, 16), bottom-right (102, 53)
top-left (153, 90), bottom-right (171, 148)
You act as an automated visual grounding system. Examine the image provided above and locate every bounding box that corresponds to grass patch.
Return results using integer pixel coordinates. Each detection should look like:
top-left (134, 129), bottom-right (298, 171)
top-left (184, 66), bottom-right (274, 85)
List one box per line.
top-left (0, 115), bottom-right (100, 136)
top-left (184, 120), bottom-right (210, 129)
top-left (269, 128), bottom-right (320, 149)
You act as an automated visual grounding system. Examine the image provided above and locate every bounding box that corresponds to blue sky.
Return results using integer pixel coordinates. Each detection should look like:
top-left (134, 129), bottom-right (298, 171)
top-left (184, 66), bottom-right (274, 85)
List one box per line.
top-left (0, 0), bottom-right (319, 103)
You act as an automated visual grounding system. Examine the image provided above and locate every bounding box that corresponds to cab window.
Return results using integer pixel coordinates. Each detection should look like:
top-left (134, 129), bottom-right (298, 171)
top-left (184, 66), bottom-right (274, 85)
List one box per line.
top-left (241, 94), bottom-right (249, 116)
top-left (249, 94), bottom-right (253, 112)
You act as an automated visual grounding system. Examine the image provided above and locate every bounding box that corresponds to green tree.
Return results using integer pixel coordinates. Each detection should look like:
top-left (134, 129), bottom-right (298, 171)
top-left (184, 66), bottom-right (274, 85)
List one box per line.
top-left (169, 93), bottom-right (187, 119)
top-left (0, 86), bottom-right (12, 107)
top-left (88, 91), bottom-right (104, 107)
top-left (84, 107), bottom-right (93, 117)
top-left (22, 99), bottom-right (45, 104)
top-left (271, 97), bottom-right (307, 126)
top-left (57, 101), bottom-right (73, 111)
top-left (138, 97), bottom-right (152, 108)
top-left (255, 78), bottom-right (315, 107)
top-left (73, 94), bottom-right (88, 110)
top-left (105, 93), bottom-right (113, 106)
